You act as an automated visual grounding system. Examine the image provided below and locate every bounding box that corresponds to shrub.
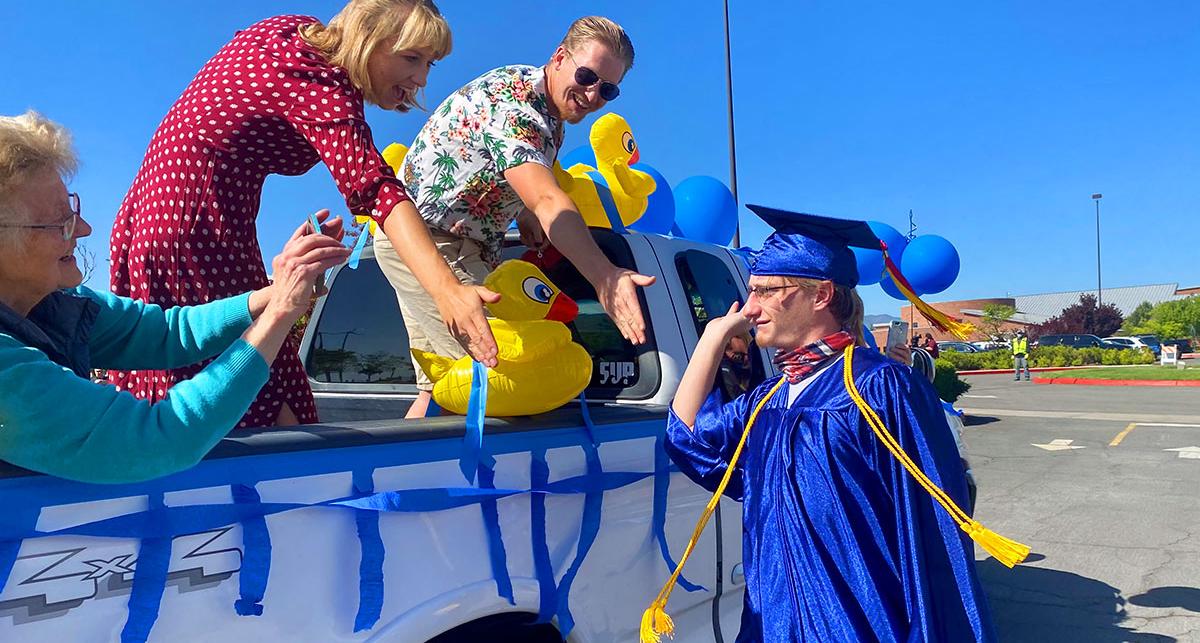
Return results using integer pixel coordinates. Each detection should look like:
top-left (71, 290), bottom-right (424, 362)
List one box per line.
top-left (939, 346), bottom-right (1154, 371)
top-left (933, 359), bottom-right (971, 403)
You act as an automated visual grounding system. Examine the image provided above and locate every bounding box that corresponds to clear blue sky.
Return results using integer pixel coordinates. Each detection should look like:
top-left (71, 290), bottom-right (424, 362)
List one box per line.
top-left (6, 1), bottom-right (1199, 316)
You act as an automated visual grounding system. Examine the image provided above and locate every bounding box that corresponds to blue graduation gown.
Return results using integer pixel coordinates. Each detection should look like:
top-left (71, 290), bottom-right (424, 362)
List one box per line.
top-left (665, 348), bottom-right (995, 642)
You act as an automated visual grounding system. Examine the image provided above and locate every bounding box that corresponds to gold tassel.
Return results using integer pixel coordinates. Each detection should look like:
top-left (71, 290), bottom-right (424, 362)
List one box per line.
top-left (963, 521), bottom-right (1031, 568)
top-left (640, 601), bottom-right (675, 643)
top-left (842, 346), bottom-right (1030, 566)
top-left (881, 251), bottom-right (975, 341)
top-left (639, 378), bottom-right (787, 642)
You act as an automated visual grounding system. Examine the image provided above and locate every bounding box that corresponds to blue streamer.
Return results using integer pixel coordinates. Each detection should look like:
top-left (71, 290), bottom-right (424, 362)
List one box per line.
top-left (577, 392), bottom-right (599, 446)
top-left (652, 435), bottom-right (705, 593)
top-left (585, 171), bottom-right (626, 233)
top-left (942, 400), bottom-right (964, 417)
top-left (530, 450), bottom-right (557, 623)
top-left (231, 484), bottom-right (270, 616)
top-left (0, 505), bottom-right (38, 595)
top-left (352, 470), bottom-right (385, 632)
top-left (476, 463), bottom-right (514, 605)
top-left (555, 443), bottom-right (604, 635)
top-left (120, 493), bottom-right (171, 643)
top-left (347, 224), bottom-right (369, 269)
top-left (461, 361), bottom-right (489, 484)
top-left (307, 210), bottom-right (323, 236)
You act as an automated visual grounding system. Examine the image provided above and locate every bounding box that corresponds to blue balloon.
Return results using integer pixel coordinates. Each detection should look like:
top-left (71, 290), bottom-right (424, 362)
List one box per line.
top-left (628, 163), bottom-right (675, 234)
top-left (673, 176), bottom-right (738, 246)
top-left (851, 247), bottom-right (884, 286)
top-left (900, 234), bottom-right (960, 295)
top-left (880, 273), bottom-right (914, 300)
top-left (866, 221), bottom-right (908, 259)
top-left (559, 145), bottom-right (596, 170)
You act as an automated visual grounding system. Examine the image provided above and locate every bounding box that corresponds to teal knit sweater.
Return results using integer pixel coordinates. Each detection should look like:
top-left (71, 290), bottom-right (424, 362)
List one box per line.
top-left (0, 287), bottom-right (269, 483)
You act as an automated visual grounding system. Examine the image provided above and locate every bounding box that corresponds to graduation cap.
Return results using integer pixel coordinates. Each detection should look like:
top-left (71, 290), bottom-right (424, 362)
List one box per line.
top-left (745, 204), bottom-right (975, 340)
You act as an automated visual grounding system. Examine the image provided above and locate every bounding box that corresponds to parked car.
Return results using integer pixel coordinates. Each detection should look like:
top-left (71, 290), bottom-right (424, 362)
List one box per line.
top-left (970, 340), bottom-right (1009, 351)
top-left (1103, 336), bottom-right (1156, 354)
top-left (940, 341), bottom-right (980, 353)
top-left (1163, 339), bottom-right (1194, 354)
top-left (1035, 333), bottom-right (1108, 349)
top-left (1135, 334), bottom-right (1163, 357)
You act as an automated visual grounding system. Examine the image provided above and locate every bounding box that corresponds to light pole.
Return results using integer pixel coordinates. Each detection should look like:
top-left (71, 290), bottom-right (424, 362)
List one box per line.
top-left (723, 0), bottom-right (740, 247)
top-left (1091, 193), bottom-right (1103, 309)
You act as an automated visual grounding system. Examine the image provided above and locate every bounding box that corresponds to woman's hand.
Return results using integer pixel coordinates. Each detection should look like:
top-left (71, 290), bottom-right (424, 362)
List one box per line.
top-left (268, 212), bottom-right (352, 319)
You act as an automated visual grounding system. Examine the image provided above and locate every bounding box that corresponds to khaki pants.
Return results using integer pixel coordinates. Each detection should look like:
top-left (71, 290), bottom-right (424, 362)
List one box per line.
top-left (374, 231), bottom-right (492, 391)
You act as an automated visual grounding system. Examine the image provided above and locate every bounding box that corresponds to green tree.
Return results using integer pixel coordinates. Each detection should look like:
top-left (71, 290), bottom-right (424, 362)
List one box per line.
top-left (980, 303), bottom-right (1017, 340)
top-left (1121, 301), bottom-right (1154, 334)
top-left (1131, 296), bottom-right (1200, 339)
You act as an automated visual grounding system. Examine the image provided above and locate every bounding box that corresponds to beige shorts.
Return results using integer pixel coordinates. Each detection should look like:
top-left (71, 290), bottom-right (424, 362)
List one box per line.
top-left (374, 230), bottom-right (492, 391)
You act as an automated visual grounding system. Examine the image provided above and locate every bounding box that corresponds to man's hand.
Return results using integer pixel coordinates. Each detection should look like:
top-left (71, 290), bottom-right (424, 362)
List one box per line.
top-left (886, 342), bottom-right (912, 365)
top-left (593, 267), bottom-right (656, 345)
top-left (704, 301), bottom-right (755, 344)
top-left (433, 283), bottom-right (502, 367)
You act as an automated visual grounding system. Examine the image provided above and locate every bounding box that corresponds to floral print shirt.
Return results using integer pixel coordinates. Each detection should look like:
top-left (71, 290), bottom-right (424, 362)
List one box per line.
top-left (403, 65), bottom-right (564, 266)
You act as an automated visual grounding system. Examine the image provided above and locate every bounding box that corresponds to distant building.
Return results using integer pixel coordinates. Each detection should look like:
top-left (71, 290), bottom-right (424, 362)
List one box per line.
top-left (870, 283), bottom-right (1196, 345)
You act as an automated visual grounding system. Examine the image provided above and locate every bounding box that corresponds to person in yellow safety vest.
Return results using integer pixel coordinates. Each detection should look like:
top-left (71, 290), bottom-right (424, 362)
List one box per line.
top-left (1011, 329), bottom-right (1030, 381)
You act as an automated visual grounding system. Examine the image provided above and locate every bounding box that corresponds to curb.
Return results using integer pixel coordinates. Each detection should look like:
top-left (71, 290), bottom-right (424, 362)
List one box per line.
top-left (1032, 377), bottom-right (1200, 387)
top-left (959, 366), bottom-right (1090, 376)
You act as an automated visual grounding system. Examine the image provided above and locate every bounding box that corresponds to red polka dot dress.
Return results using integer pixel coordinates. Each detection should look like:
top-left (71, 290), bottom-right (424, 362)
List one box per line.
top-left (108, 15), bottom-right (408, 428)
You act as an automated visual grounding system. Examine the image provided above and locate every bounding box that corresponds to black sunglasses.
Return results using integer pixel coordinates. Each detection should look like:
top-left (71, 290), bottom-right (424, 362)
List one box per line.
top-left (566, 51), bottom-right (620, 101)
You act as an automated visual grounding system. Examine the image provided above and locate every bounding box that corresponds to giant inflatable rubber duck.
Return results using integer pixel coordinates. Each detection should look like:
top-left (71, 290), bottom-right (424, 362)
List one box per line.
top-left (411, 260), bottom-right (593, 416)
top-left (555, 113), bottom-right (657, 229)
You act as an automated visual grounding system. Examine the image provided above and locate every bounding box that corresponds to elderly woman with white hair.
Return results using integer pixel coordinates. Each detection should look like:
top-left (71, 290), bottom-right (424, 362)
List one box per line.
top-left (0, 111), bottom-right (350, 483)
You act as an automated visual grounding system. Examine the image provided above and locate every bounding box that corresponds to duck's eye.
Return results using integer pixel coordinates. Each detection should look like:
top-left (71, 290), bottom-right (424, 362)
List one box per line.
top-left (622, 131), bottom-right (635, 153)
top-left (522, 276), bottom-right (553, 303)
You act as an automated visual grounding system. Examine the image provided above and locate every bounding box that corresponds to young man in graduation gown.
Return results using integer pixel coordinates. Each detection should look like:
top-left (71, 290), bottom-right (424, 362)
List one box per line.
top-left (664, 206), bottom-right (997, 642)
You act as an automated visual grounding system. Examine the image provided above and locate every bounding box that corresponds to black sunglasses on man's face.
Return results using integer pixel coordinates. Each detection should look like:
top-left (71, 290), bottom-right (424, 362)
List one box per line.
top-left (565, 51), bottom-right (620, 101)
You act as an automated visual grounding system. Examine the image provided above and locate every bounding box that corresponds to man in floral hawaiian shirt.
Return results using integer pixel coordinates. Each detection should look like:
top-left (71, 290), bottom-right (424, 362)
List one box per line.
top-left (377, 16), bottom-right (656, 417)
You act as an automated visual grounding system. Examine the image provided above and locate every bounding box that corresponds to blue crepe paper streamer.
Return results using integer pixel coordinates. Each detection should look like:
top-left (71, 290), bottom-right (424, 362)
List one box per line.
top-left (530, 450), bottom-right (557, 623)
top-left (942, 400), bottom-right (964, 417)
top-left (307, 211), bottom-right (322, 236)
top-left (476, 463), bottom-right (514, 605)
top-left (120, 493), bottom-right (171, 643)
top-left (347, 224), bottom-right (369, 270)
top-left (231, 484), bottom-right (270, 616)
top-left (353, 470), bottom-right (385, 632)
top-left (577, 392), bottom-right (599, 446)
top-left (461, 361), bottom-right (492, 484)
top-left (554, 442), bottom-right (604, 636)
top-left (653, 434), bottom-right (705, 593)
top-left (585, 171), bottom-right (626, 233)
top-left (0, 505), bottom-right (38, 596)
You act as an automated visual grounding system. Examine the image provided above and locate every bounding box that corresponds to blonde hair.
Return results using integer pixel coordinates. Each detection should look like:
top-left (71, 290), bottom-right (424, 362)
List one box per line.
top-left (0, 110), bottom-right (77, 229)
top-left (787, 277), bottom-right (865, 344)
top-left (299, 0), bottom-right (452, 112)
top-left (559, 16), bottom-right (635, 72)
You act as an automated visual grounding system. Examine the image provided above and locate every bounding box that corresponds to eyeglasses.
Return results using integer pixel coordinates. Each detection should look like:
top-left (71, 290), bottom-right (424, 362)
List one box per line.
top-left (0, 193), bottom-right (81, 241)
top-left (565, 51), bottom-right (621, 101)
top-left (746, 283), bottom-right (802, 300)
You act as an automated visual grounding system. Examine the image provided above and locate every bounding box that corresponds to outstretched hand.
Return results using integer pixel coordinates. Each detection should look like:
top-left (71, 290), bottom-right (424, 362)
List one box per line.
top-left (435, 283), bottom-right (502, 368)
top-left (594, 268), bottom-right (656, 345)
top-left (269, 211), bottom-right (352, 319)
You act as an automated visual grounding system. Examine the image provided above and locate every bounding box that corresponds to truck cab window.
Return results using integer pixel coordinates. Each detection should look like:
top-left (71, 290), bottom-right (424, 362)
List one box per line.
top-left (674, 249), bottom-right (766, 399)
top-left (304, 259), bottom-right (416, 384)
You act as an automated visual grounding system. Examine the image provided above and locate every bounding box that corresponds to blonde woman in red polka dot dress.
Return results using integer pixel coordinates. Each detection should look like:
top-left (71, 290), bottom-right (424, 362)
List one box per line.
top-left (108, 2), bottom-right (480, 428)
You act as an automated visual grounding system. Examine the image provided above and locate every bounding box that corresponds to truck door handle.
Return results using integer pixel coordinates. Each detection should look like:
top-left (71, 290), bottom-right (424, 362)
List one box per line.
top-left (730, 563), bottom-right (744, 585)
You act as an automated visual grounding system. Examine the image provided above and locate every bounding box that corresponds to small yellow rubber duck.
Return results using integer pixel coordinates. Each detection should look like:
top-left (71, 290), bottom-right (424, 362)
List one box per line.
top-left (555, 113), bottom-right (657, 229)
top-left (411, 260), bottom-right (593, 416)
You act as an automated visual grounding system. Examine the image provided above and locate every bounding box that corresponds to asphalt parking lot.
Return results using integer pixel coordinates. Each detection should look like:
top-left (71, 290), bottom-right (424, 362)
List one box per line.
top-left (961, 374), bottom-right (1200, 642)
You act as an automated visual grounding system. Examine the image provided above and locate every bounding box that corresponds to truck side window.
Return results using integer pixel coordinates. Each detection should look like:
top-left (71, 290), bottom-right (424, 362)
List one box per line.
top-left (304, 260), bottom-right (417, 384)
top-left (675, 249), bottom-right (766, 399)
top-left (502, 229), bottom-right (660, 400)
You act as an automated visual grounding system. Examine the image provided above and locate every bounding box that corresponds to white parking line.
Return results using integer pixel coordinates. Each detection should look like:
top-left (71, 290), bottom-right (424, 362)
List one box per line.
top-left (1136, 423), bottom-right (1200, 428)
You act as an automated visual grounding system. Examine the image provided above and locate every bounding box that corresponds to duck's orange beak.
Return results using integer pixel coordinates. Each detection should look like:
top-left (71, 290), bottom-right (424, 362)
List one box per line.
top-left (546, 292), bottom-right (579, 322)
top-left (628, 149), bottom-right (640, 165)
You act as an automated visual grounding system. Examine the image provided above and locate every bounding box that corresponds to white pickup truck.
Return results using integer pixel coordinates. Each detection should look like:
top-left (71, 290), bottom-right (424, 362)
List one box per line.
top-left (0, 229), bottom-right (776, 642)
